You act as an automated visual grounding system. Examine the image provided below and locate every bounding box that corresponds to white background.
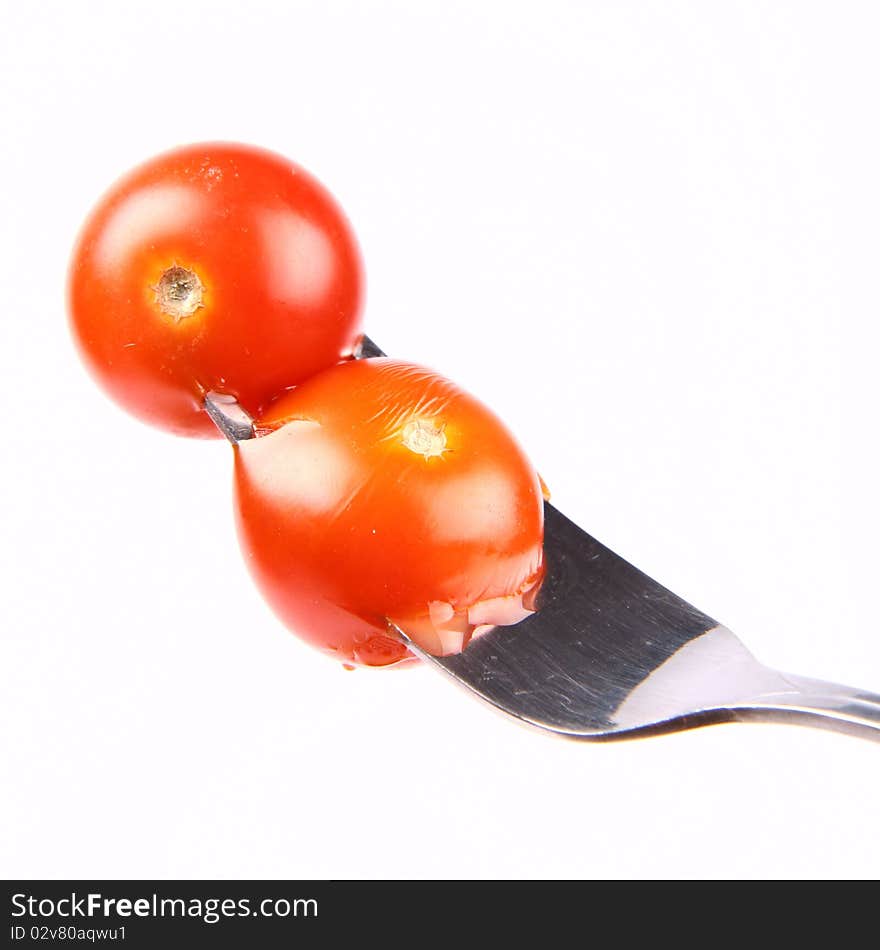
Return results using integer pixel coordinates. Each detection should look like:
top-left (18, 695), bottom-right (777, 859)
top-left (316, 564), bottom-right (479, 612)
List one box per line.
top-left (1, 1), bottom-right (878, 880)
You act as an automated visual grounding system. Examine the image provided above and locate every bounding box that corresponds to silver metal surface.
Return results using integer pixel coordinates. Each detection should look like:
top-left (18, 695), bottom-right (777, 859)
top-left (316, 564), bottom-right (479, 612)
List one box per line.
top-left (206, 338), bottom-right (880, 741)
top-left (353, 334), bottom-right (386, 360)
top-left (204, 391), bottom-right (255, 443)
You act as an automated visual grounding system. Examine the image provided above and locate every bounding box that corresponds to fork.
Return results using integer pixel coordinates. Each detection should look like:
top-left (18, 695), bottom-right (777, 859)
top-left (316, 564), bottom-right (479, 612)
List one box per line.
top-left (205, 337), bottom-right (880, 742)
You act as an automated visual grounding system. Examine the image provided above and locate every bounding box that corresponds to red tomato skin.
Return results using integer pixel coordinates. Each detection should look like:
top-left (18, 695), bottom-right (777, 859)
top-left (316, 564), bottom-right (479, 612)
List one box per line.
top-left (68, 142), bottom-right (364, 437)
top-left (233, 359), bottom-right (545, 667)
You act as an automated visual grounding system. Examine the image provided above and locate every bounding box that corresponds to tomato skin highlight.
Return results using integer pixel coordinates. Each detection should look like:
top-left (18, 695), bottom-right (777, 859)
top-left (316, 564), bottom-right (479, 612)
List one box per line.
top-left (234, 359), bottom-right (545, 667)
top-left (68, 142), bottom-right (364, 437)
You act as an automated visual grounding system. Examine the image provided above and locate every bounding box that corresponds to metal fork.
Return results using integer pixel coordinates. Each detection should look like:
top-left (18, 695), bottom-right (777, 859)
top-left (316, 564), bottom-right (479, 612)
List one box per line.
top-left (206, 337), bottom-right (880, 742)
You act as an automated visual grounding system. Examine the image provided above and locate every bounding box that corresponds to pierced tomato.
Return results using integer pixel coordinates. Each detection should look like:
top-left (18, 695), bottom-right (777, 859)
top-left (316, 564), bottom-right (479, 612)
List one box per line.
top-left (234, 358), bottom-right (545, 667)
top-left (68, 142), bottom-right (364, 437)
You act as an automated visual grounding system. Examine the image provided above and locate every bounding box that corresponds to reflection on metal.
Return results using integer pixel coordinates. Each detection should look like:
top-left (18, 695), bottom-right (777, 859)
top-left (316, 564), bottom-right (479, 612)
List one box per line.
top-left (204, 391), bottom-right (254, 443)
top-left (354, 334), bottom-right (386, 359)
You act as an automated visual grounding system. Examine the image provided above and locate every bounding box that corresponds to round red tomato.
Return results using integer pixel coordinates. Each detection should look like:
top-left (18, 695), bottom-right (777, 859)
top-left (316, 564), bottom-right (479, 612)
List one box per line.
top-left (233, 358), bottom-right (545, 667)
top-left (68, 142), bottom-right (364, 437)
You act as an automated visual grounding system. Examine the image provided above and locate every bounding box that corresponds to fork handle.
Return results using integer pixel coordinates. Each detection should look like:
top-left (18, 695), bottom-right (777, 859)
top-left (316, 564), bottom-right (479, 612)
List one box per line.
top-left (733, 673), bottom-right (880, 741)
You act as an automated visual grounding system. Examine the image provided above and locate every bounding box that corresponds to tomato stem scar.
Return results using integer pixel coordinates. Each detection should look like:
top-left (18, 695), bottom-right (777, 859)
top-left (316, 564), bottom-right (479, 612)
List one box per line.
top-left (154, 265), bottom-right (204, 321)
top-left (401, 419), bottom-right (447, 459)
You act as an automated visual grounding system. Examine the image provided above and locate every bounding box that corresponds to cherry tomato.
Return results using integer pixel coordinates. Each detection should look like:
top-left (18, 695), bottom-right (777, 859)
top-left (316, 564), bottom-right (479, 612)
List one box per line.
top-left (68, 142), bottom-right (364, 437)
top-left (234, 358), bottom-right (545, 667)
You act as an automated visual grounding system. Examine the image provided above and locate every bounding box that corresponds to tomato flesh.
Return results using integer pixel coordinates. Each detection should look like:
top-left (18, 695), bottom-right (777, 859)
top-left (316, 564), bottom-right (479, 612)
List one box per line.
top-left (68, 142), bottom-right (364, 437)
top-left (234, 359), bottom-right (545, 667)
